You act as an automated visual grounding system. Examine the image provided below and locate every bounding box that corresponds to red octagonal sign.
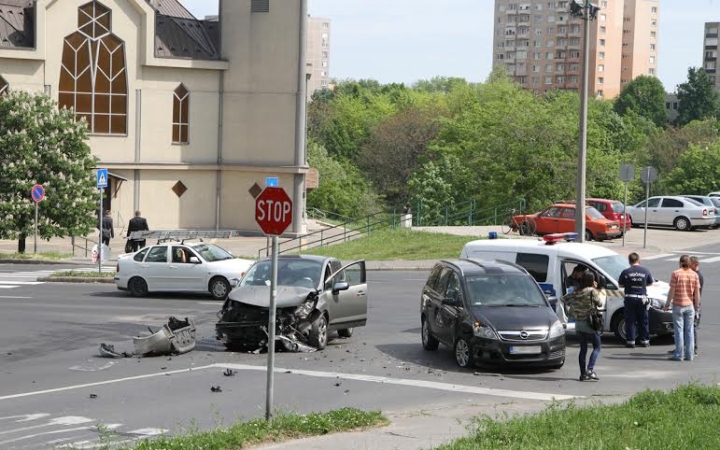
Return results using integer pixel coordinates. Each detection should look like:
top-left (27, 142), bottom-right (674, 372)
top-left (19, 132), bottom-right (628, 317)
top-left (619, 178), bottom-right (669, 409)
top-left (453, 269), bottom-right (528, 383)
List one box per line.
top-left (255, 187), bottom-right (293, 236)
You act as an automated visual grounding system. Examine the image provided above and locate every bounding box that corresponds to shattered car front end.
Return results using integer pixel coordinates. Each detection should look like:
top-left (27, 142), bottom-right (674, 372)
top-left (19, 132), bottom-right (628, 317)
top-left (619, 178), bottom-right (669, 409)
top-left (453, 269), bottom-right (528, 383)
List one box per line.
top-left (215, 286), bottom-right (324, 352)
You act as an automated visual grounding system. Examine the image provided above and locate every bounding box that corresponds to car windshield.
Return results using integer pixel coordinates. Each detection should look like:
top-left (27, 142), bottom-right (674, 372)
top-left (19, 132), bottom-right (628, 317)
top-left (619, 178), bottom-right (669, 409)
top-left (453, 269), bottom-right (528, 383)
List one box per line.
top-left (466, 274), bottom-right (547, 307)
top-left (240, 259), bottom-right (323, 289)
top-left (611, 202), bottom-right (625, 213)
top-left (592, 254), bottom-right (627, 281)
top-left (586, 206), bottom-right (604, 219)
top-left (191, 244), bottom-right (234, 262)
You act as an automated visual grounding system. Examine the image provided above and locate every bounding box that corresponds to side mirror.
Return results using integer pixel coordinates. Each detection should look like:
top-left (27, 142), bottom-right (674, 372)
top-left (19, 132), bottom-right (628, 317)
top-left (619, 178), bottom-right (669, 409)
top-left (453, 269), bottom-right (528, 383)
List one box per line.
top-left (332, 281), bottom-right (350, 295)
top-left (547, 295), bottom-right (558, 310)
top-left (189, 256), bottom-right (200, 264)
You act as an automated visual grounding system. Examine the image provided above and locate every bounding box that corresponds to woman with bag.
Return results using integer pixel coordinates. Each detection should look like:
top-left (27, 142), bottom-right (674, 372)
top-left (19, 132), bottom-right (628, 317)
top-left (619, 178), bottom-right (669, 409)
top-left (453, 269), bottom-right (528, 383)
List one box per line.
top-left (563, 272), bottom-right (605, 382)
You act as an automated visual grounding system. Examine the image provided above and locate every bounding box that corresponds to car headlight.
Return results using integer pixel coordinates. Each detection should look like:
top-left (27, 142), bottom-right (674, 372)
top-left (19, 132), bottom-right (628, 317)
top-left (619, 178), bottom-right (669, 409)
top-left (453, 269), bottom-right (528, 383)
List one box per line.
top-left (649, 298), bottom-right (664, 309)
top-left (295, 297), bottom-right (315, 318)
top-left (549, 320), bottom-right (565, 338)
top-left (473, 322), bottom-right (498, 340)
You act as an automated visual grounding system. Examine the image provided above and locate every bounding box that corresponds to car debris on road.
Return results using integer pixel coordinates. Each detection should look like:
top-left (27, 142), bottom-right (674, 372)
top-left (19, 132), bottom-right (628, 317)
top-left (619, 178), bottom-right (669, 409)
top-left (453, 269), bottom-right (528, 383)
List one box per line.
top-left (99, 317), bottom-right (196, 358)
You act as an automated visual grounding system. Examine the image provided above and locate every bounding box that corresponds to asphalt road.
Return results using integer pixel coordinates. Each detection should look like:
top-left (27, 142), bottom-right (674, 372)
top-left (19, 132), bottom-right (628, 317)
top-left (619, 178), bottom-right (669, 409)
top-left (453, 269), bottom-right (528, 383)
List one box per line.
top-left (0, 246), bottom-right (718, 450)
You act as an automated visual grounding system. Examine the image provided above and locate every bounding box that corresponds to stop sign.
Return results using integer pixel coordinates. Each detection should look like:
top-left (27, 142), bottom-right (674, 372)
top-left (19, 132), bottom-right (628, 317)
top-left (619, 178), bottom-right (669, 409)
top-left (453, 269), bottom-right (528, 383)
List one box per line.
top-left (255, 187), bottom-right (293, 235)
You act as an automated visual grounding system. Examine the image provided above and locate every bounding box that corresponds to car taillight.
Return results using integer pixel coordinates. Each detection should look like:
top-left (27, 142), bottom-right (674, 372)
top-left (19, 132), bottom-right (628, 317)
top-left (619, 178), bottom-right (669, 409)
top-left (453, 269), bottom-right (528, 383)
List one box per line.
top-left (703, 209), bottom-right (708, 216)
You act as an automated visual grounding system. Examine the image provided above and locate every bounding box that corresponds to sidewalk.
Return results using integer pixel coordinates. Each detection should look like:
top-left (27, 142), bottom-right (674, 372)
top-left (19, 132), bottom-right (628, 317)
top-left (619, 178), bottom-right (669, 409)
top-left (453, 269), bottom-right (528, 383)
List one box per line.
top-left (255, 396), bottom-right (629, 450)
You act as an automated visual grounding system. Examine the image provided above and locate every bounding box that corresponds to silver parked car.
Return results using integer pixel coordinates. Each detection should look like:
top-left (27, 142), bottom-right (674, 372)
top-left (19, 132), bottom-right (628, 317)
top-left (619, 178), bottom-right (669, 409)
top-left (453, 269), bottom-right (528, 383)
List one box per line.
top-left (682, 195), bottom-right (720, 228)
top-left (626, 196), bottom-right (716, 231)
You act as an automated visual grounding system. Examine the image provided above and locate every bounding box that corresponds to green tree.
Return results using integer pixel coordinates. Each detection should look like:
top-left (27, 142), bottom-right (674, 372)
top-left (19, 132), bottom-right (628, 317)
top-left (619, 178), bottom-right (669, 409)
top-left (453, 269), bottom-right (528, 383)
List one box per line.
top-left (0, 91), bottom-right (99, 253)
top-left (663, 141), bottom-right (720, 194)
top-left (306, 141), bottom-right (382, 218)
top-left (614, 75), bottom-right (667, 127)
top-left (676, 67), bottom-right (720, 126)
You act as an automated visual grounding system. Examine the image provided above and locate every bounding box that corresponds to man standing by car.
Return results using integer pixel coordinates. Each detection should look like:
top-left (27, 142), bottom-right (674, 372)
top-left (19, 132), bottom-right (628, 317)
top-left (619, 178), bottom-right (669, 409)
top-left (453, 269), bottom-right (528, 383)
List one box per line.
top-left (664, 255), bottom-right (701, 361)
top-left (690, 256), bottom-right (703, 356)
top-left (618, 252), bottom-right (654, 348)
top-left (126, 210), bottom-right (149, 252)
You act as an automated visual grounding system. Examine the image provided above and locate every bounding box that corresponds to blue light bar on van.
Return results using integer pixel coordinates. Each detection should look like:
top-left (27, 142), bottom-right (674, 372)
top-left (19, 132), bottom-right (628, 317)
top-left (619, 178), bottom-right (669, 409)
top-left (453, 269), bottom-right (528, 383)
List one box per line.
top-left (543, 232), bottom-right (579, 244)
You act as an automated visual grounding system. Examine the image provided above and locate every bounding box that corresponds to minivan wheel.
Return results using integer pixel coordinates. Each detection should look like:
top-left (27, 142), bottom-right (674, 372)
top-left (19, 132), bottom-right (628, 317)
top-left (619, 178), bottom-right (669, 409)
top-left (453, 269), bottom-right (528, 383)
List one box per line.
top-left (309, 314), bottom-right (328, 350)
top-left (612, 312), bottom-right (627, 341)
top-left (421, 318), bottom-right (439, 351)
top-left (454, 337), bottom-right (474, 368)
top-left (674, 216), bottom-right (691, 231)
top-left (338, 328), bottom-right (354, 338)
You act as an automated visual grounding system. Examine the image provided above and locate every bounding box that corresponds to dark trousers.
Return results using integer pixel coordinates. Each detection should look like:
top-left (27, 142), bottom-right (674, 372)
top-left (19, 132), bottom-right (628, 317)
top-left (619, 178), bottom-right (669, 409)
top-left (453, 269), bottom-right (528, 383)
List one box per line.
top-left (624, 297), bottom-right (649, 344)
top-left (578, 331), bottom-right (601, 375)
top-left (102, 236), bottom-right (110, 247)
top-left (130, 239), bottom-right (146, 252)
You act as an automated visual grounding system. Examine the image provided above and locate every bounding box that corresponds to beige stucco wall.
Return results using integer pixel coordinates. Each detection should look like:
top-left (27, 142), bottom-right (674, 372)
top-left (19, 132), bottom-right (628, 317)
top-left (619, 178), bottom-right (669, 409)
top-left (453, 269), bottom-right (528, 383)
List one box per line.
top-left (0, 59), bottom-right (45, 92)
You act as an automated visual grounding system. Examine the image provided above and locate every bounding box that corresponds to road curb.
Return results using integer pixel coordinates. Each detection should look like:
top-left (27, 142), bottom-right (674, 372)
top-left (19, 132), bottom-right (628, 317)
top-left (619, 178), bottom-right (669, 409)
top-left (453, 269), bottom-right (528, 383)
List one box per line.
top-left (37, 277), bottom-right (115, 284)
top-left (0, 259), bottom-right (85, 265)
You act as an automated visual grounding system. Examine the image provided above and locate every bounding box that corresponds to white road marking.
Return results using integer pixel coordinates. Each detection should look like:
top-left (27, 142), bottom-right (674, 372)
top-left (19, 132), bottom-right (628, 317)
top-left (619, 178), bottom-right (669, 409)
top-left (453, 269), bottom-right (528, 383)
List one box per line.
top-left (66, 438), bottom-right (139, 449)
top-left (215, 363), bottom-right (579, 402)
top-left (0, 416), bottom-right (93, 436)
top-left (0, 286), bottom-right (19, 289)
top-left (0, 426), bottom-right (94, 447)
top-left (129, 428), bottom-right (169, 436)
top-left (0, 365), bottom-right (216, 402)
top-left (69, 361), bottom-right (117, 372)
top-left (641, 253), bottom-right (675, 260)
top-left (0, 295), bottom-right (32, 299)
top-left (0, 413), bottom-right (50, 422)
top-left (672, 251), bottom-right (720, 255)
top-left (0, 281), bottom-right (44, 285)
top-left (698, 256), bottom-right (720, 263)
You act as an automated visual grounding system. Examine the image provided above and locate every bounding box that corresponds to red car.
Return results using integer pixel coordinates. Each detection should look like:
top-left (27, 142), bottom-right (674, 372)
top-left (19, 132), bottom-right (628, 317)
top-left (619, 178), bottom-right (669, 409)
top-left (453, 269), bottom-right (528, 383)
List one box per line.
top-left (513, 203), bottom-right (621, 241)
top-left (586, 198), bottom-right (633, 231)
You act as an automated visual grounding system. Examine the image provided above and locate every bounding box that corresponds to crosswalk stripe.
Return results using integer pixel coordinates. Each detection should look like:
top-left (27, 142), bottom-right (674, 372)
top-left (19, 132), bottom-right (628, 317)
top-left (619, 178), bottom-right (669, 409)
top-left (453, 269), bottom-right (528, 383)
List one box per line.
top-left (0, 281), bottom-right (44, 285)
top-left (699, 255), bottom-right (720, 263)
top-left (641, 253), bottom-right (675, 260)
top-left (0, 286), bottom-right (19, 289)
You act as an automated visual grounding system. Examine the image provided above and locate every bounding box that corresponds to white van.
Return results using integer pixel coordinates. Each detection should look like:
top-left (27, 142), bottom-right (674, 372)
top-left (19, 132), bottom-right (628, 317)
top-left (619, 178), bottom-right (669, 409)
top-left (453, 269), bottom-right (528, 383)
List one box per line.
top-left (460, 234), bottom-right (673, 341)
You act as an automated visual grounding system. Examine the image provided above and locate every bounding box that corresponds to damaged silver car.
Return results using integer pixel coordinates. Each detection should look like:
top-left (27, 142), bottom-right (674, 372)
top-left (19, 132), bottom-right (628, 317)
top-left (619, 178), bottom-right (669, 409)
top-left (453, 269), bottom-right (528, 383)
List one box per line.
top-left (215, 255), bottom-right (368, 352)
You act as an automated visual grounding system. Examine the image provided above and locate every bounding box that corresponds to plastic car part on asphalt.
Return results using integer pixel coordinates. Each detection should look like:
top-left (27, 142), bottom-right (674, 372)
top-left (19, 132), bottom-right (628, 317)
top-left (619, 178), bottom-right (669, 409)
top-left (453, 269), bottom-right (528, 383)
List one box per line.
top-left (98, 317), bottom-right (196, 358)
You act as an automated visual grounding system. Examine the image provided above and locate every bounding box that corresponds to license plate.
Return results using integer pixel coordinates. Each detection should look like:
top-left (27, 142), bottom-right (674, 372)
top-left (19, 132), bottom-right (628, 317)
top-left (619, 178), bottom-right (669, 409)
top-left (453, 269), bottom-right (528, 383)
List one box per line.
top-left (509, 346), bottom-right (541, 355)
top-left (611, 225), bottom-right (618, 229)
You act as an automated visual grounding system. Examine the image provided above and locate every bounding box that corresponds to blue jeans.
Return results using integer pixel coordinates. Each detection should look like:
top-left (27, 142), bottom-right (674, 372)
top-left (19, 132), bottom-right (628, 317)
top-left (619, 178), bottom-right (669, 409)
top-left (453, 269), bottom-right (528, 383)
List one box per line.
top-left (624, 297), bottom-right (649, 344)
top-left (672, 305), bottom-right (695, 361)
top-left (578, 331), bottom-right (601, 375)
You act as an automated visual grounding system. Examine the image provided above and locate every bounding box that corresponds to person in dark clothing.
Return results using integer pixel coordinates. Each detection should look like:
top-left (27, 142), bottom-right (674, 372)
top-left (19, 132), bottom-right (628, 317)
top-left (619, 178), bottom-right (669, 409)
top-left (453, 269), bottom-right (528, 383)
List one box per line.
top-left (566, 265), bottom-right (587, 293)
top-left (618, 252), bottom-right (654, 348)
top-left (126, 210), bottom-right (149, 252)
top-left (101, 210), bottom-right (114, 247)
top-left (690, 256), bottom-right (703, 356)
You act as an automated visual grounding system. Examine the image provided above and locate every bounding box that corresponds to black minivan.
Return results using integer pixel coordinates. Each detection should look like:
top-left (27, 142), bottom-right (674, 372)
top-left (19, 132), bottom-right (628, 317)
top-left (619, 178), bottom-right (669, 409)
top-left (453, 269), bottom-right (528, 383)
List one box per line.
top-left (421, 259), bottom-right (566, 369)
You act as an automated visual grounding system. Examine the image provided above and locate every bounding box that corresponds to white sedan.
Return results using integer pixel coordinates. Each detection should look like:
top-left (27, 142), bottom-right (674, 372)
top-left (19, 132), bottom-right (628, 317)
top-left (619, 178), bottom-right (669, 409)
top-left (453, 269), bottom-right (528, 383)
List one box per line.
top-left (115, 242), bottom-right (254, 300)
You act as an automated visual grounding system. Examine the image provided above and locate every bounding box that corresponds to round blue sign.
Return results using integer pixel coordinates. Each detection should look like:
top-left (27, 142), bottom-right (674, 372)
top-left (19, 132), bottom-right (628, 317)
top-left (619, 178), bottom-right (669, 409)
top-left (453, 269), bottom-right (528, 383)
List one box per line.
top-left (31, 184), bottom-right (45, 203)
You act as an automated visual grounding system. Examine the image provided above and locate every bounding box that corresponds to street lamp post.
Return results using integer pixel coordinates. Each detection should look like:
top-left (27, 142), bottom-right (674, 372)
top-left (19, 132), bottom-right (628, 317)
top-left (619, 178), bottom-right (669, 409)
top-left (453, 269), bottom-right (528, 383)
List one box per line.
top-left (571, 0), bottom-right (599, 242)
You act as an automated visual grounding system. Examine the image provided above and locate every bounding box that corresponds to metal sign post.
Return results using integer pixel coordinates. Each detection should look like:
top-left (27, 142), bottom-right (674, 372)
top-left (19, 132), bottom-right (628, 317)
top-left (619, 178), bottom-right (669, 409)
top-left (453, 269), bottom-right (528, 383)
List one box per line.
top-left (254, 185), bottom-right (293, 421)
top-left (97, 169), bottom-right (108, 274)
top-left (619, 164), bottom-right (634, 248)
top-left (31, 184), bottom-right (45, 254)
top-left (640, 166), bottom-right (657, 249)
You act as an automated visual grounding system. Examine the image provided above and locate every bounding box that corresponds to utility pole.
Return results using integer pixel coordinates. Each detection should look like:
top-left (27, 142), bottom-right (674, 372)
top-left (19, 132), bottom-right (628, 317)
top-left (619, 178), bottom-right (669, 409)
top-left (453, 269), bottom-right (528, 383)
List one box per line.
top-left (571, 0), bottom-right (599, 242)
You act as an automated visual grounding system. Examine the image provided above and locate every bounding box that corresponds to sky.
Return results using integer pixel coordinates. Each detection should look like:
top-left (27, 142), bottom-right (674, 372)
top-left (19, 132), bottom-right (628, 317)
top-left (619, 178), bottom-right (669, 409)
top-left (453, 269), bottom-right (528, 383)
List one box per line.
top-left (182, 0), bottom-right (718, 92)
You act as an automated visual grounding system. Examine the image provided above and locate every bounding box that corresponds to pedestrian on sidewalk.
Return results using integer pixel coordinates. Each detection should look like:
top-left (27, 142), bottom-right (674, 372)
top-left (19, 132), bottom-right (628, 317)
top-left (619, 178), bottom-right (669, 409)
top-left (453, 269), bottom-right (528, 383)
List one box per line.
top-left (101, 210), bottom-right (114, 247)
top-left (126, 210), bottom-right (149, 252)
top-left (563, 272), bottom-right (605, 382)
top-left (618, 252), bottom-right (654, 348)
top-left (664, 255), bottom-right (701, 362)
top-left (690, 256), bottom-right (703, 356)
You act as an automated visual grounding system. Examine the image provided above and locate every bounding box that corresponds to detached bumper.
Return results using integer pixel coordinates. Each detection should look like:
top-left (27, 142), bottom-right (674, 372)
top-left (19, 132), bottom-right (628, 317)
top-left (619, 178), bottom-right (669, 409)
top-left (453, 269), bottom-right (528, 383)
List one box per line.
top-left (470, 335), bottom-right (566, 367)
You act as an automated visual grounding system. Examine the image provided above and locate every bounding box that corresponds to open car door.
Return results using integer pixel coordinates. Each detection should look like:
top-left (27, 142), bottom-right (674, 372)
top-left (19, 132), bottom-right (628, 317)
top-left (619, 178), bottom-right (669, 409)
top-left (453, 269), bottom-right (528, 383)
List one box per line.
top-left (324, 260), bottom-right (368, 329)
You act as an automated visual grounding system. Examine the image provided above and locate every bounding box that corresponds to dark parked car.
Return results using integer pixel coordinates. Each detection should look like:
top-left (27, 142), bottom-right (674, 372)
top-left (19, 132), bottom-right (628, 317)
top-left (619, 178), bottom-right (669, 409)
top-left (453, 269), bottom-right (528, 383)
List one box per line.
top-left (216, 255), bottom-right (367, 352)
top-left (420, 259), bottom-right (565, 369)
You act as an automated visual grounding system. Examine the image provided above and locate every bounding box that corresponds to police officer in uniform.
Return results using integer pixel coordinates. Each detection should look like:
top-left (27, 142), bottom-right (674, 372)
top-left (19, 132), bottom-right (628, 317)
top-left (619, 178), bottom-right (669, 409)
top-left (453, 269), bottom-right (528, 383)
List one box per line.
top-left (618, 252), bottom-right (655, 348)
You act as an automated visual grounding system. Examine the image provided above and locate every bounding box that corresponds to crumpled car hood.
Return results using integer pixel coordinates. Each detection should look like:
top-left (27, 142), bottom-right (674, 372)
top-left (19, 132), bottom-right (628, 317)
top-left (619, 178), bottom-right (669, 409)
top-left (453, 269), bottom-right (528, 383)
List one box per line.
top-left (227, 286), bottom-right (315, 308)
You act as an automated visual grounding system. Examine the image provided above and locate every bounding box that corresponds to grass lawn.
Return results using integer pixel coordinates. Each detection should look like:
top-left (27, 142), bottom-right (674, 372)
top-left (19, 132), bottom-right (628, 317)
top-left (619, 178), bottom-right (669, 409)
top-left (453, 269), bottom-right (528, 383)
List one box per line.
top-left (301, 228), bottom-right (480, 260)
top-left (50, 270), bottom-right (115, 278)
top-left (0, 251), bottom-right (71, 260)
top-left (434, 383), bottom-right (720, 450)
top-left (96, 408), bottom-right (386, 450)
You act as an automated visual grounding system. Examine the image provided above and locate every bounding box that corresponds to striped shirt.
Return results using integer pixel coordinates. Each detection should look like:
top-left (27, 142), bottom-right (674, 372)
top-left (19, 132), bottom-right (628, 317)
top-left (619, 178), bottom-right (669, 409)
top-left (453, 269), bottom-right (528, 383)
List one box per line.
top-left (669, 268), bottom-right (700, 307)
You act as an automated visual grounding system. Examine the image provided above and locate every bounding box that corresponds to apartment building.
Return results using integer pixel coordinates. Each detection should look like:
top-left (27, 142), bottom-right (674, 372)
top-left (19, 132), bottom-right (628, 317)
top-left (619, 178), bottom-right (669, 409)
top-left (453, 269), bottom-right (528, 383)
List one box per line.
top-left (704, 22), bottom-right (719, 92)
top-left (493, 0), bottom-right (660, 98)
top-left (307, 16), bottom-right (331, 99)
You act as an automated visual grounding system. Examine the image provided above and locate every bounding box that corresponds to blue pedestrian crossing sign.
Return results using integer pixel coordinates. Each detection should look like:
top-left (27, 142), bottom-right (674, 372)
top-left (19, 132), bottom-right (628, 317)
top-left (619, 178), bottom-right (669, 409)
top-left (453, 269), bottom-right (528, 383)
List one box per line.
top-left (265, 177), bottom-right (279, 187)
top-left (96, 168), bottom-right (108, 188)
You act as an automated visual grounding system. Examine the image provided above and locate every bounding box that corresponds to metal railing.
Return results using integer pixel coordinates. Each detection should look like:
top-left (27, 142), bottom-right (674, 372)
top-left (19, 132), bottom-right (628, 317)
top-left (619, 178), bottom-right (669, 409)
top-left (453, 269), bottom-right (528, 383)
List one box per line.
top-left (412, 198), bottom-right (527, 227)
top-left (70, 235), bottom-right (97, 257)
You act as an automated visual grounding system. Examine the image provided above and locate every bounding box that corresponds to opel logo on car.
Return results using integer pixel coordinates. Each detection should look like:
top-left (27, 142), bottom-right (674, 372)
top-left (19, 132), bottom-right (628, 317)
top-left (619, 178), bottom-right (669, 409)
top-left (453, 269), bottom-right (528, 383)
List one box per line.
top-left (520, 331), bottom-right (529, 340)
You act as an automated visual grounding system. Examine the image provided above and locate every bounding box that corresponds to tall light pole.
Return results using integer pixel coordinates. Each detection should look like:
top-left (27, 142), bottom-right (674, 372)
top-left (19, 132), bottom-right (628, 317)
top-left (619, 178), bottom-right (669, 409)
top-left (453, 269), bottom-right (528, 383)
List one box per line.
top-left (570, 0), bottom-right (599, 242)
